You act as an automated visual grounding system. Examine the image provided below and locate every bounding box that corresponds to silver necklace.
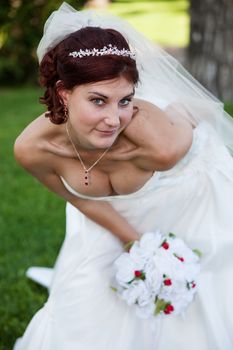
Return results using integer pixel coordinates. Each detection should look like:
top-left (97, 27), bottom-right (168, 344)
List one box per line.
top-left (65, 122), bottom-right (111, 186)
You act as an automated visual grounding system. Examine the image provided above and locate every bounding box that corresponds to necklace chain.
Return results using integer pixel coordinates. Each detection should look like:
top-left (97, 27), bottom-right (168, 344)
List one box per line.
top-left (65, 122), bottom-right (111, 186)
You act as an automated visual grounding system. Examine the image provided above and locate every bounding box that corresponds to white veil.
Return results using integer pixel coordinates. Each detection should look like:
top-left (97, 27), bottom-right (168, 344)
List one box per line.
top-left (37, 2), bottom-right (233, 152)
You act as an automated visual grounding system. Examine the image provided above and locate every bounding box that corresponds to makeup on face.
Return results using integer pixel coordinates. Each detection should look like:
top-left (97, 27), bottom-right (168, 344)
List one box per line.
top-left (65, 77), bottom-right (135, 150)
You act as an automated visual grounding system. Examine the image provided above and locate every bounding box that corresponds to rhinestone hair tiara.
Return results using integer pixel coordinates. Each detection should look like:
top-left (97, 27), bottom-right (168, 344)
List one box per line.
top-left (68, 44), bottom-right (136, 60)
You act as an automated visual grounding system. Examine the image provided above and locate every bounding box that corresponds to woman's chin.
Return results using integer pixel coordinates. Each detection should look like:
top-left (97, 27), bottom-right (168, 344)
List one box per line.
top-left (96, 138), bottom-right (116, 150)
top-left (92, 133), bottom-right (119, 149)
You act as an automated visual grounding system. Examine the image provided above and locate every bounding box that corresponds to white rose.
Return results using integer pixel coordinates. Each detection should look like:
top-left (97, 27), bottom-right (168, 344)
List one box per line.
top-left (159, 279), bottom-right (196, 315)
top-left (137, 281), bottom-right (155, 307)
top-left (121, 280), bottom-right (152, 306)
top-left (129, 242), bottom-right (149, 267)
top-left (114, 253), bottom-right (143, 284)
top-left (183, 263), bottom-right (200, 281)
top-left (153, 251), bottom-right (175, 278)
top-left (144, 261), bottom-right (163, 294)
top-left (159, 279), bottom-right (186, 299)
top-left (139, 231), bottom-right (163, 257)
top-left (168, 238), bottom-right (199, 264)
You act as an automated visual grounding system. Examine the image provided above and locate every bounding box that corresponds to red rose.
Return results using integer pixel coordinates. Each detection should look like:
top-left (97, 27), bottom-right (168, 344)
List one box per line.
top-left (164, 304), bottom-right (174, 314)
top-left (134, 270), bottom-right (142, 277)
top-left (164, 278), bottom-right (172, 286)
top-left (162, 242), bottom-right (169, 250)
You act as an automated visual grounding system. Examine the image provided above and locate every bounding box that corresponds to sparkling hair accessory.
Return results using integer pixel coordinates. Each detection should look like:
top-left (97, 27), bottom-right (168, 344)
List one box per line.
top-left (68, 44), bottom-right (136, 60)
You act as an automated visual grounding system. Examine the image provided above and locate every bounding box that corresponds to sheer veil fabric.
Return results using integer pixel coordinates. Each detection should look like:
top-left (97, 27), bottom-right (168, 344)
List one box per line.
top-left (37, 2), bottom-right (233, 152)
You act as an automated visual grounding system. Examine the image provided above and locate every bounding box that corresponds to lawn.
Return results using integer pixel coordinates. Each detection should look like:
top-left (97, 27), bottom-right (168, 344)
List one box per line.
top-left (0, 88), bottom-right (65, 349)
top-left (107, 0), bottom-right (189, 46)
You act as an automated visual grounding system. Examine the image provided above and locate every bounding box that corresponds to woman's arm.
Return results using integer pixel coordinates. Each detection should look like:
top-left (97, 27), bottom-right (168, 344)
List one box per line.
top-left (73, 199), bottom-right (139, 243)
top-left (14, 140), bottom-right (139, 244)
top-left (124, 99), bottom-right (194, 171)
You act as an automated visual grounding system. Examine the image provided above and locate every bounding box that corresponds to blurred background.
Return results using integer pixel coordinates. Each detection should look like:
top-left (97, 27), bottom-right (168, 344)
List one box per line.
top-left (0, 1), bottom-right (232, 349)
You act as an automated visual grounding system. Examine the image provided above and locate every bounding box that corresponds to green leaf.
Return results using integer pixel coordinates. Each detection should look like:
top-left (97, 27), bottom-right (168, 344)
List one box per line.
top-left (124, 240), bottom-right (135, 252)
top-left (110, 286), bottom-right (117, 292)
top-left (135, 271), bottom-right (146, 281)
top-left (192, 249), bottom-right (202, 258)
top-left (154, 299), bottom-right (167, 316)
top-left (168, 232), bottom-right (176, 238)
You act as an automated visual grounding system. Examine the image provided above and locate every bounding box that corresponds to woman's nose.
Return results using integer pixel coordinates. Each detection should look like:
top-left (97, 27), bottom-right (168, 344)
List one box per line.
top-left (104, 107), bottom-right (120, 127)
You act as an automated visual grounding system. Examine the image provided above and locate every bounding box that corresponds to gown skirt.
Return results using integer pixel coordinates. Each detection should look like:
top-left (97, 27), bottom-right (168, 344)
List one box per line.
top-left (14, 122), bottom-right (233, 350)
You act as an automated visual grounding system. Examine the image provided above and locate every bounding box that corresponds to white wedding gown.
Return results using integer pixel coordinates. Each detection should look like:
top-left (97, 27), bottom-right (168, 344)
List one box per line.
top-left (14, 121), bottom-right (233, 350)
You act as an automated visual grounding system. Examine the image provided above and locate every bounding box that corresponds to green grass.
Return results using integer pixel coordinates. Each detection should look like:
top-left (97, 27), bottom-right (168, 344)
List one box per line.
top-left (224, 102), bottom-right (233, 117)
top-left (1, 86), bottom-right (233, 349)
top-left (0, 87), bottom-right (65, 349)
top-left (100, 0), bottom-right (190, 47)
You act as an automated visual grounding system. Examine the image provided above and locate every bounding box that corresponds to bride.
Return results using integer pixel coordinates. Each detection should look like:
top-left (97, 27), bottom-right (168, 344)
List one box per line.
top-left (13, 2), bottom-right (233, 349)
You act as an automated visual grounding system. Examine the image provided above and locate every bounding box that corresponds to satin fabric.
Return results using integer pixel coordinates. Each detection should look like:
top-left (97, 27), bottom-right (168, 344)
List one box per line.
top-left (14, 122), bottom-right (233, 349)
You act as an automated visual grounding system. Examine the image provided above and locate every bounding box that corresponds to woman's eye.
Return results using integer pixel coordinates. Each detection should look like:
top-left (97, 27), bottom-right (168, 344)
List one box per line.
top-left (91, 98), bottom-right (105, 106)
top-left (119, 98), bottom-right (132, 106)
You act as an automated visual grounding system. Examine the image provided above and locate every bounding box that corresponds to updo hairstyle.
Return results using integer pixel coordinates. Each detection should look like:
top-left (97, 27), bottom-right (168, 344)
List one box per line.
top-left (39, 27), bottom-right (139, 124)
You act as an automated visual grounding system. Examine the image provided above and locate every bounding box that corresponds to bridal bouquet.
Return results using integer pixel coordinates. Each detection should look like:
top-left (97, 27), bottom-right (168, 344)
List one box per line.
top-left (112, 230), bottom-right (201, 319)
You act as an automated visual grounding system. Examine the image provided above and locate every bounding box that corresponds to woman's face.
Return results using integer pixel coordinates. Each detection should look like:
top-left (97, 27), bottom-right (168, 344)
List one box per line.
top-left (63, 76), bottom-right (135, 150)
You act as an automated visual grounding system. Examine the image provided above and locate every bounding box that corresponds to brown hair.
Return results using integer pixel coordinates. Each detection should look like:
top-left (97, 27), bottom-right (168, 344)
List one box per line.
top-left (39, 27), bottom-right (139, 124)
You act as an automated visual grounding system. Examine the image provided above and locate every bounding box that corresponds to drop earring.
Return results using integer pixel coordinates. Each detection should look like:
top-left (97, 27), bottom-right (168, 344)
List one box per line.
top-left (63, 104), bottom-right (69, 122)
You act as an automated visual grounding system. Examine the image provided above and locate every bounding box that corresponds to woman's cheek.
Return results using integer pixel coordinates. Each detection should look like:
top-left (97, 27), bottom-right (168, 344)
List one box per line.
top-left (124, 108), bottom-right (134, 124)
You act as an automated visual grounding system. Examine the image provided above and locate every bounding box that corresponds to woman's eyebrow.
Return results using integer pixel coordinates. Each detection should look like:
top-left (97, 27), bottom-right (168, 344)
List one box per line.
top-left (88, 91), bottom-right (135, 99)
top-left (88, 92), bottom-right (108, 99)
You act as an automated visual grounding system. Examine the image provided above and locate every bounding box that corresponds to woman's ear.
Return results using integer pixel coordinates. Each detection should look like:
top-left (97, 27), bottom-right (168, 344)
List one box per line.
top-left (132, 105), bottom-right (139, 117)
top-left (56, 80), bottom-right (70, 105)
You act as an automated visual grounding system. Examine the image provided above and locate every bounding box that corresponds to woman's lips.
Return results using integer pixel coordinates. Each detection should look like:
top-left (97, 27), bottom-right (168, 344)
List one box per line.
top-left (96, 129), bottom-right (118, 136)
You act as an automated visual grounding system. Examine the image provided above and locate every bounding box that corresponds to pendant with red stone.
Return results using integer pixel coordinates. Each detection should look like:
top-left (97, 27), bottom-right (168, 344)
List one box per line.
top-left (84, 170), bottom-right (90, 186)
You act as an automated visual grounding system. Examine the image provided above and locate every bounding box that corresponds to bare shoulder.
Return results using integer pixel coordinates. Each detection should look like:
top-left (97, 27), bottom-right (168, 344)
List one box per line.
top-left (124, 100), bottom-right (161, 139)
top-left (13, 114), bottom-right (87, 206)
top-left (124, 98), bottom-right (192, 139)
top-left (123, 98), bottom-right (194, 170)
top-left (14, 114), bottom-right (55, 173)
